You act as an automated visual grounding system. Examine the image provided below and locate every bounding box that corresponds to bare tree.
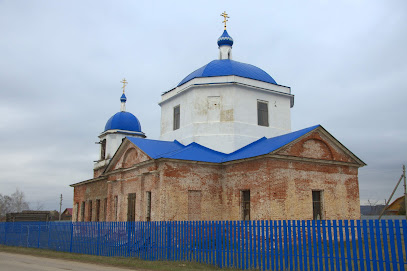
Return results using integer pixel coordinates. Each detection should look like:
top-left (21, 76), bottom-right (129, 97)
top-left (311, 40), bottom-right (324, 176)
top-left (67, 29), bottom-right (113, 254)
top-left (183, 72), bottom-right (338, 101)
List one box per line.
top-left (0, 195), bottom-right (12, 217)
top-left (367, 199), bottom-right (385, 215)
top-left (11, 188), bottom-right (29, 212)
top-left (0, 188), bottom-right (30, 218)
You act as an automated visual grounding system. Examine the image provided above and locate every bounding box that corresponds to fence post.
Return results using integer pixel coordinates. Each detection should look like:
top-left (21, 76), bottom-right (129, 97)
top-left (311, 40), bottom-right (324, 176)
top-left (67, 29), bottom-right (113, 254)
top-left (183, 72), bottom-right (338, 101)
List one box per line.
top-left (216, 221), bottom-right (221, 268)
top-left (167, 221), bottom-right (171, 260)
top-left (26, 225), bottom-right (30, 247)
top-left (127, 222), bottom-right (131, 257)
top-left (3, 223), bottom-right (7, 245)
top-left (69, 222), bottom-right (73, 253)
top-left (47, 222), bottom-right (51, 249)
top-left (37, 223), bottom-right (41, 248)
top-left (97, 222), bottom-right (101, 256)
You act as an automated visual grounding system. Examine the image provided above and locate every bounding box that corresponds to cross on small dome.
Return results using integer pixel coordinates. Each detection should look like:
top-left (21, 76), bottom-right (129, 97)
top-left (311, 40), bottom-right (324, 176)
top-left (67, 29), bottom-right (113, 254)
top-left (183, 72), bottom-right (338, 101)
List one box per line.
top-left (103, 79), bottom-right (144, 134)
top-left (120, 79), bottom-right (128, 111)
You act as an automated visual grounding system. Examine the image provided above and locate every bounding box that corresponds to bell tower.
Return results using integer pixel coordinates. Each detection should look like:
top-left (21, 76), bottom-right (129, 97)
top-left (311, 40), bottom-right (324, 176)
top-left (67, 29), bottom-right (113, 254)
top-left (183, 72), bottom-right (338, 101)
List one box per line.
top-left (94, 79), bottom-right (145, 173)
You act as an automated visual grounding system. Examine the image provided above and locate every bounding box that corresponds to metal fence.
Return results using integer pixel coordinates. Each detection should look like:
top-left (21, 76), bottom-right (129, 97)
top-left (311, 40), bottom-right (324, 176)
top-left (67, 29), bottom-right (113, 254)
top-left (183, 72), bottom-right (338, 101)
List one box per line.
top-left (0, 220), bottom-right (406, 271)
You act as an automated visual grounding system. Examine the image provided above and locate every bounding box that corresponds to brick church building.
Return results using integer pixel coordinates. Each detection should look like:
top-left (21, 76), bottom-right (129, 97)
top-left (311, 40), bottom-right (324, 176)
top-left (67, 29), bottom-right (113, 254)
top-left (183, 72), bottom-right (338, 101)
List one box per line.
top-left (71, 20), bottom-right (365, 222)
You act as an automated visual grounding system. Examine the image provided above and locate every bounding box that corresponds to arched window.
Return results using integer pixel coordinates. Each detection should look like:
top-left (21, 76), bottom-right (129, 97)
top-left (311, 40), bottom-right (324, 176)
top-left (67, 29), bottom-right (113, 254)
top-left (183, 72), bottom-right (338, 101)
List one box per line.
top-left (100, 139), bottom-right (106, 160)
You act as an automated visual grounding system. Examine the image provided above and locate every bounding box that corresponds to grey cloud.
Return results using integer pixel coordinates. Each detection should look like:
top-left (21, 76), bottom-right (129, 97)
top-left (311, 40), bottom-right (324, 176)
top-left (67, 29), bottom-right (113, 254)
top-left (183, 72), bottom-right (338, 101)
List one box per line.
top-left (0, 0), bottom-right (406, 210)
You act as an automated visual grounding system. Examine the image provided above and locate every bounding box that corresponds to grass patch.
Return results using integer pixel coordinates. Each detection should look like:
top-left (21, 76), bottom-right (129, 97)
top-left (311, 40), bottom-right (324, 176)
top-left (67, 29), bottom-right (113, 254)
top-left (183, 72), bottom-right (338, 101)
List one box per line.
top-left (0, 245), bottom-right (229, 271)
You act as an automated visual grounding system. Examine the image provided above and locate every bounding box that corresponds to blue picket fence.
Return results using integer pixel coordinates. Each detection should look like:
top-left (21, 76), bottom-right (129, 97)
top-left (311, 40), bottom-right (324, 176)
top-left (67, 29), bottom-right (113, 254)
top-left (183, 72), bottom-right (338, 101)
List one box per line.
top-left (0, 220), bottom-right (406, 270)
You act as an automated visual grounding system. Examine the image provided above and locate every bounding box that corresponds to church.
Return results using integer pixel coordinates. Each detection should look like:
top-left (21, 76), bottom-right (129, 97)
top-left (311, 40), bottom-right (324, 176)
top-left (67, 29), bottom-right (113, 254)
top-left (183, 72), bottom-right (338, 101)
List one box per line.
top-left (70, 14), bottom-right (365, 222)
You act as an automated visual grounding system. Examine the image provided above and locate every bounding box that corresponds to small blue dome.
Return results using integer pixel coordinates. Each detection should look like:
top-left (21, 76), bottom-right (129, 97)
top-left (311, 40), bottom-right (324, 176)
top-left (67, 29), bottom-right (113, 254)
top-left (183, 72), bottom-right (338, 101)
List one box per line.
top-left (217, 30), bottom-right (233, 47)
top-left (120, 93), bottom-right (127, 102)
top-left (104, 111), bottom-right (142, 132)
top-left (177, 59), bottom-right (277, 86)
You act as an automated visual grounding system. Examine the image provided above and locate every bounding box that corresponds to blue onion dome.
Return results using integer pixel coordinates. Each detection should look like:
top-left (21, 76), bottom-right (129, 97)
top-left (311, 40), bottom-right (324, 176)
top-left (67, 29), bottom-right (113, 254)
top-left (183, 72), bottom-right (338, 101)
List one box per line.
top-left (104, 111), bottom-right (142, 132)
top-left (217, 30), bottom-right (234, 47)
top-left (177, 59), bottom-right (277, 86)
top-left (120, 93), bottom-right (127, 102)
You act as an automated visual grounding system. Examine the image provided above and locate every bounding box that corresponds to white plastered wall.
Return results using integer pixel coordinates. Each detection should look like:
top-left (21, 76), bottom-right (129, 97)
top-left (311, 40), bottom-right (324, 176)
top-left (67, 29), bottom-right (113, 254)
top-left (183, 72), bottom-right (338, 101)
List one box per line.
top-left (159, 76), bottom-right (293, 153)
top-left (94, 131), bottom-right (145, 169)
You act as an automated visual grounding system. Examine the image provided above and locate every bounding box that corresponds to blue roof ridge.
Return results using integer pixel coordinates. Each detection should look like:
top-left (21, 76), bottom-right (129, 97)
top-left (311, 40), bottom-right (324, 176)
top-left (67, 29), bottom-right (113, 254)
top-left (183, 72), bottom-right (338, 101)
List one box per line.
top-left (267, 124), bottom-right (321, 151)
top-left (221, 137), bottom-right (267, 162)
top-left (157, 144), bottom-right (195, 159)
top-left (222, 125), bottom-right (321, 163)
top-left (127, 125), bottom-right (322, 164)
top-left (154, 145), bottom-right (192, 159)
top-left (161, 141), bottom-right (227, 162)
top-left (152, 141), bottom-right (202, 159)
top-left (127, 137), bottom-right (186, 159)
top-left (270, 124), bottom-right (320, 141)
top-left (185, 142), bottom-right (227, 155)
top-left (173, 140), bottom-right (185, 147)
top-left (266, 125), bottom-right (320, 142)
top-left (127, 136), bottom-right (184, 145)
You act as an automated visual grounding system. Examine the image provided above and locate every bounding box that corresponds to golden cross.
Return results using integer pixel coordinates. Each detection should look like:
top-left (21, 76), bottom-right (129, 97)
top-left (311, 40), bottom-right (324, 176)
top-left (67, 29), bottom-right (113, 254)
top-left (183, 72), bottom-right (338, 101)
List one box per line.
top-left (121, 78), bottom-right (128, 93)
top-left (220, 11), bottom-right (229, 30)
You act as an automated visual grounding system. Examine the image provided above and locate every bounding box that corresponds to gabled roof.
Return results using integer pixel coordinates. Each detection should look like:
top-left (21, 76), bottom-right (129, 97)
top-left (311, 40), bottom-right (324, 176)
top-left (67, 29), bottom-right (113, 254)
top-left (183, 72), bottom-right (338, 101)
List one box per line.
top-left (63, 208), bottom-right (72, 215)
top-left (126, 125), bottom-right (329, 164)
top-left (386, 196), bottom-right (404, 212)
top-left (71, 124), bottom-right (365, 187)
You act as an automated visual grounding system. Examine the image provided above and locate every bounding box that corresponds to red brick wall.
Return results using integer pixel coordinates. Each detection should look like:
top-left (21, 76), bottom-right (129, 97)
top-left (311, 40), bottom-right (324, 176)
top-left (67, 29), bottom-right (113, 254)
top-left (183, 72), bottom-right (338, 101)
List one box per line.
top-left (222, 158), bottom-right (360, 221)
top-left (73, 179), bottom-right (108, 221)
top-left (72, 130), bottom-right (361, 221)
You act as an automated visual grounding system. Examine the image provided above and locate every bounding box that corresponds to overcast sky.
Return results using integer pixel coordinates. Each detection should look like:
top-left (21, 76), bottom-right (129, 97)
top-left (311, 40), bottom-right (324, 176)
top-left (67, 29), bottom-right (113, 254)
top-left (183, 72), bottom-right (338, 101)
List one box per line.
top-left (0, 1), bottom-right (406, 211)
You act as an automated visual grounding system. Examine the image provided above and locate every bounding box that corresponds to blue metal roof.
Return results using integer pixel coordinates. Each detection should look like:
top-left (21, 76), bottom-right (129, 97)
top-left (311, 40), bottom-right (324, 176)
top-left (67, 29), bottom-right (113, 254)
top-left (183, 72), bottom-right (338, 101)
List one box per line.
top-left (217, 30), bottom-right (234, 47)
top-left (177, 59), bottom-right (277, 87)
top-left (120, 93), bottom-right (127, 102)
top-left (223, 125), bottom-right (321, 162)
top-left (104, 111), bottom-right (142, 132)
top-left (126, 125), bottom-right (320, 163)
top-left (127, 137), bottom-right (184, 158)
top-left (157, 142), bottom-right (227, 163)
